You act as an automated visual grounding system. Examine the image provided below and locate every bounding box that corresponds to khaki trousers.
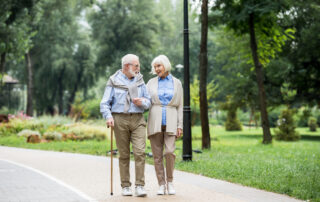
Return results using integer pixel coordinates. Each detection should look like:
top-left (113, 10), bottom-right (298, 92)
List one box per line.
top-left (149, 126), bottom-right (176, 186)
top-left (113, 113), bottom-right (146, 187)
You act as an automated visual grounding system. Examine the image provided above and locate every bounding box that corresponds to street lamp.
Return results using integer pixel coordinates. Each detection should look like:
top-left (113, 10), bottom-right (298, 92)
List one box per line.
top-left (176, 64), bottom-right (184, 70)
top-left (175, 64), bottom-right (184, 81)
top-left (183, 0), bottom-right (192, 161)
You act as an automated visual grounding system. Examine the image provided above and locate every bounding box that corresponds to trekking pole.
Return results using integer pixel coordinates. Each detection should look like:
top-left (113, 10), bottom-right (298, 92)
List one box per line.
top-left (110, 126), bottom-right (114, 196)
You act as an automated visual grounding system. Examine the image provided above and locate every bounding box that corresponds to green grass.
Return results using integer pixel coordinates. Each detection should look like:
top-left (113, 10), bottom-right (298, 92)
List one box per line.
top-left (174, 127), bottom-right (320, 201)
top-left (0, 125), bottom-right (319, 201)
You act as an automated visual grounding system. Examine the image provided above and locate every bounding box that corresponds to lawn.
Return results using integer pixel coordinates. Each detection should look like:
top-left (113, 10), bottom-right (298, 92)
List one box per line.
top-left (0, 123), bottom-right (319, 201)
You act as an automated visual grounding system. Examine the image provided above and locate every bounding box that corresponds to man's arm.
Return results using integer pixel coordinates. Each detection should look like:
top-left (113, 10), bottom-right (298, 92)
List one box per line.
top-left (100, 85), bottom-right (114, 120)
top-left (140, 84), bottom-right (151, 109)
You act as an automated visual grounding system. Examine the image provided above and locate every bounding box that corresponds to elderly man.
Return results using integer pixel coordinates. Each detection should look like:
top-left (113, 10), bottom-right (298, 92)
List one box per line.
top-left (100, 54), bottom-right (150, 197)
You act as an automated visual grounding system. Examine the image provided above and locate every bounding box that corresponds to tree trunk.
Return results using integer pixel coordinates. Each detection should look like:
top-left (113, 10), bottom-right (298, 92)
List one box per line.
top-left (0, 52), bottom-right (6, 82)
top-left (57, 65), bottom-right (66, 115)
top-left (67, 69), bottom-right (83, 115)
top-left (67, 83), bottom-right (78, 115)
top-left (248, 13), bottom-right (272, 144)
top-left (199, 0), bottom-right (211, 149)
top-left (25, 52), bottom-right (33, 116)
top-left (58, 79), bottom-right (63, 114)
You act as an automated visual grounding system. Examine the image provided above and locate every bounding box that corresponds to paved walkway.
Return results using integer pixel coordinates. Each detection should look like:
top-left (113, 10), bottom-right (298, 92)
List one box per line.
top-left (0, 146), bottom-right (302, 202)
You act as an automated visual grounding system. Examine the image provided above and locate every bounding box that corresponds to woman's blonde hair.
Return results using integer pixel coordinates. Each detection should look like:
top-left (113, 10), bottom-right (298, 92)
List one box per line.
top-left (151, 55), bottom-right (172, 74)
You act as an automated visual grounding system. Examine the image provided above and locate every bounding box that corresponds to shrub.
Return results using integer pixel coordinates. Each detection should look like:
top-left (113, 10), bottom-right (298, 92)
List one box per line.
top-left (17, 129), bottom-right (41, 138)
top-left (1, 118), bottom-right (44, 135)
top-left (268, 106), bottom-right (286, 127)
top-left (225, 108), bottom-right (242, 131)
top-left (308, 117), bottom-right (318, 132)
top-left (275, 108), bottom-right (300, 141)
top-left (36, 115), bottom-right (73, 128)
top-left (43, 131), bottom-right (63, 141)
top-left (82, 99), bottom-right (101, 119)
top-left (65, 123), bottom-right (106, 141)
top-left (0, 107), bottom-right (10, 115)
top-left (297, 107), bottom-right (311, 127)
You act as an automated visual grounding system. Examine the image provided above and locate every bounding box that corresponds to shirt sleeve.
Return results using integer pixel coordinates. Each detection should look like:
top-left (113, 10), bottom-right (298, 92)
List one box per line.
top-left (141, 84), bottom-right (151, 110)
top-left (100, 85), bottom-right (114, 119)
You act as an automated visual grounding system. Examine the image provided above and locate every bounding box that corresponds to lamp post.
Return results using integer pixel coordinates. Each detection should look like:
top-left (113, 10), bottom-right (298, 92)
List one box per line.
top-left (183, 0), bottom-right (192, 161)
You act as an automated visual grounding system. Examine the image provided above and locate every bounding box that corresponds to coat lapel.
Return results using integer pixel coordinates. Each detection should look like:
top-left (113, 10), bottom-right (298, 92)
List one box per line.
top-left (168, 76), bottom-right (177, 106)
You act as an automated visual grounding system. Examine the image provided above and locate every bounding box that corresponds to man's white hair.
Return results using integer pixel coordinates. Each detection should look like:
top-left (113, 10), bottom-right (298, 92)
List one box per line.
top-left (121, 54), bottom-right (139, 69)
top-left (151, 55), bottom-right (172, 74)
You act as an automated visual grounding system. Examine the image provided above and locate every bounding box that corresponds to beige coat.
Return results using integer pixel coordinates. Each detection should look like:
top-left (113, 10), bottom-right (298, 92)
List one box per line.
top-left (146, 75), bottom-right (183, 137)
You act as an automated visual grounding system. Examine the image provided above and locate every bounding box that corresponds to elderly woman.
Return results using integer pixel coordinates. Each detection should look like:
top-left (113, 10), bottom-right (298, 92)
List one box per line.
top-left (146, 55), bottom-right (183, 195)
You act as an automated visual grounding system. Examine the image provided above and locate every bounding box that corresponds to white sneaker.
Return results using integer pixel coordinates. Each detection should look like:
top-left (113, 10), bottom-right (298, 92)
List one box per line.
top-left (167, 182), bottom-right (176, 195)
top-left (121, 187), bottom-right (132, 196)
top-left (135, 185), bottom-right (147, 197)
top-left (157, 184), bottom-right (166, 195)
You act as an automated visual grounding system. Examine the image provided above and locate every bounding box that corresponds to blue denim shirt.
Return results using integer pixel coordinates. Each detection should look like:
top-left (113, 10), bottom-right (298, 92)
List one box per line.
top-left (100, 70), bottom-right (151, 119)
top-left (158, 74), bottom-right (174, 125)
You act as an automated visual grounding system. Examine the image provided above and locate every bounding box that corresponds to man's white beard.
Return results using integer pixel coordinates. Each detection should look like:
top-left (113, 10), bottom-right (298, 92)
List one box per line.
top-left (128, 67), bottom-right (139, 77)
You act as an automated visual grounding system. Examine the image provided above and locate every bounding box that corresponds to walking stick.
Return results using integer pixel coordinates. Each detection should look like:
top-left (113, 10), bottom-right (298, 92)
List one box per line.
top-left (110, 126), bottom-right (114, 196)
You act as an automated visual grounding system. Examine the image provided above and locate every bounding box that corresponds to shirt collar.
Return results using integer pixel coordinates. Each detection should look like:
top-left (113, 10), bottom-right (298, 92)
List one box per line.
top-left (119, 70), bottom-right (135, 81)
top-left (158, 74), bottom-right (172, 81)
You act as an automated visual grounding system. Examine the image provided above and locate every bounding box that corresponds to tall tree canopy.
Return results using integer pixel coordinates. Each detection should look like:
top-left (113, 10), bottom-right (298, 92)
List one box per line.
top-left (211, 0), bottom-right (293, 143)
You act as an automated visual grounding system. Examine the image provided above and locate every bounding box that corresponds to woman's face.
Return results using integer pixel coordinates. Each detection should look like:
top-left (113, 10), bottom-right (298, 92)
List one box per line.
top-left (154, 63), bottom-right (167, 78)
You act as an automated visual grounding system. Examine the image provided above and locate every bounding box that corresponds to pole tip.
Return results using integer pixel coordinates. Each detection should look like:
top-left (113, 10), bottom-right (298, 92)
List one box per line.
top-left (111, 192), bottom-right (113, 196)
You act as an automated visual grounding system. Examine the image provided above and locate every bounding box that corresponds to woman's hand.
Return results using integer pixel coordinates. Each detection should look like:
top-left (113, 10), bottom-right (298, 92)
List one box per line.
top-left (176, 128), bottom-right (183, 138)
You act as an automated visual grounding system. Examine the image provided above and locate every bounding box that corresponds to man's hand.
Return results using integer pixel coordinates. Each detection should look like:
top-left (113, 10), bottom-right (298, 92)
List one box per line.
top-left (176, 128), bottom-right (183, 138)
top-left (132, 97), bottom-right (144, 107)
top-left (106, 117), bottom-right (114, 128)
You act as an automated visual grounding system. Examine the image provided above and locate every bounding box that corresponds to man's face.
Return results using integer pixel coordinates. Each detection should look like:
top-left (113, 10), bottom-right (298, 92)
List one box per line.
top-left (127, 59), bottom-right (140, 77)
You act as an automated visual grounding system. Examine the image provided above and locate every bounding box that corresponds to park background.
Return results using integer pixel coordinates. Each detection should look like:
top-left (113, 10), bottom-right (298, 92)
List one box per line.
top-left (0, 0), bottom-right (319, 201)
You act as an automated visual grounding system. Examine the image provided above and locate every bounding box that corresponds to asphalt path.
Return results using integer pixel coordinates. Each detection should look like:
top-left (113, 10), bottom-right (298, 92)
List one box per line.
top-left (0, 146), bottom-right (302, 202)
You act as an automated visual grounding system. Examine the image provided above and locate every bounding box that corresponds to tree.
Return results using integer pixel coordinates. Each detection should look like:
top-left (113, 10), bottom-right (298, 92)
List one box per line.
top-left (279, 0), bottom-right (320, 107)
top-left (89, 0), bottom-right (160, 81)
top-left (211, 0), bottom-right (293, 144)
top-left (0, 0), bottom-right (36, 77)
top-left (199, 0), bottom-right (210, 149)
top-left (29, 0), bottom-right (94, 115)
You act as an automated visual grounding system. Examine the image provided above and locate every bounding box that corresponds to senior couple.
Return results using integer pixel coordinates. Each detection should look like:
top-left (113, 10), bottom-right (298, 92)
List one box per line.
top-left (100, 54), bottom-right (183, 197)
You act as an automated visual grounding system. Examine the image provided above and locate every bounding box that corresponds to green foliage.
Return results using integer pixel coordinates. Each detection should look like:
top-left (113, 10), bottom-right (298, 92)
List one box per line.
top-left (275, 108), bottom-right (300, 141)
top-left (190, 76), bottom-right (218, 125)
top-left (43, 131), bottom-right (63, 141)
top-left (0, 106), bottom-right (10, 115)
top-left (89, 0), bottom-right (160, 80)
top-left (69, 96), bottom-right (101, 120)
top-left (17, 129), bottom-right (41, 138)
top-left (297, 107), bottom-right (312, 127)
top-left (82, 99), bottom-right (101, 119)
top-left (0, 0), bottom-right (39, 62)
top-left (225, 108), bottom-right (242, 131)
top-left (0, 115), bottom-right (106, 141)
top-left (65, 123), bottom-right (106, 141)
top-left (280, 82), bottom-right (297, 104)
top-left (0, 118), bottom-right (44, 136)
top-left (308, 117), bottom-right (318, 132)
top-left (69, 96), bottom-right (89, 120)
top-left (281, 0), bottom-right (320, 105)
top-left (220, 96), bottom-right (243, 131)
top-left (268, 106), bottom-right (286, 127)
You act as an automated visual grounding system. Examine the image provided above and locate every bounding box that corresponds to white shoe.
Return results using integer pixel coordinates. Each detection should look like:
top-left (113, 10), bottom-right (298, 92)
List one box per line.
top-left (167, 182), bottom-right (176, 195)
top-left (135, 185), bottom-right (147, 197)
top-left (157, 185), bottom-right (166, 195)
top-left (121, 187), bottom-right (132, 196)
